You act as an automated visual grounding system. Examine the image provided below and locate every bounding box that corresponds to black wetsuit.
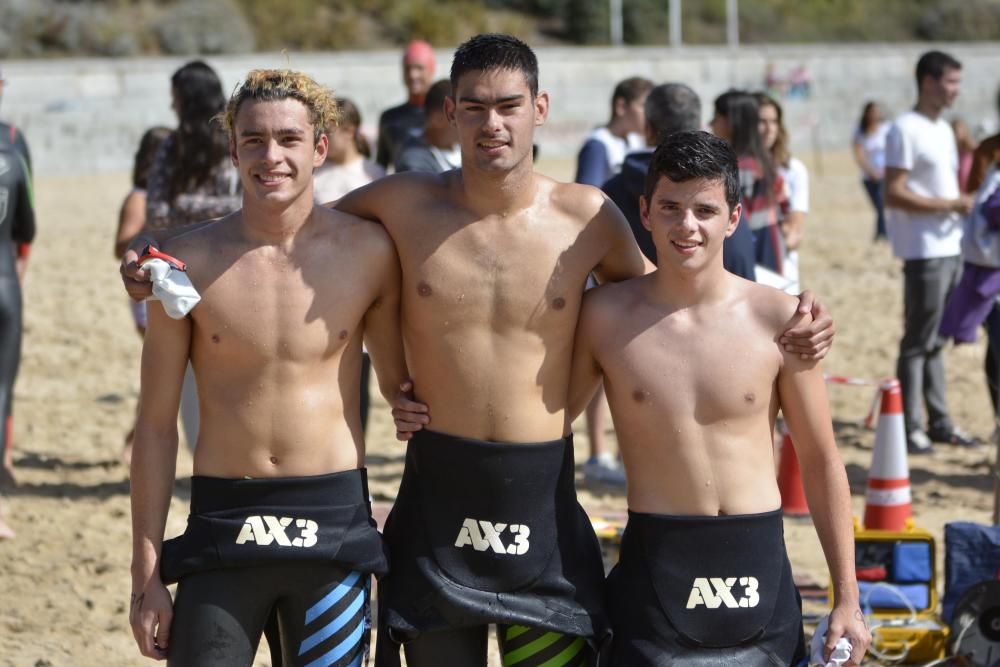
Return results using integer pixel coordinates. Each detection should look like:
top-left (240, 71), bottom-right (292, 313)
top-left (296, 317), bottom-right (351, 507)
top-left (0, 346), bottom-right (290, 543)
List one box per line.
top-left (375, 430), bottom-right (607, 667)
top-left (0, 141), bottom-right (34, 475)
top-left (375, 102), bottom-right (424, 170)
top-left (160, 470), bottom-right (388, 667)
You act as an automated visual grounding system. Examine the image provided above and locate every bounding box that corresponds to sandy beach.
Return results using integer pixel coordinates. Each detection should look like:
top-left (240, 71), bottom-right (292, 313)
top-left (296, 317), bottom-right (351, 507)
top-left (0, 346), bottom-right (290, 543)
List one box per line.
top-left (0, 151), bottom-right (993, 666)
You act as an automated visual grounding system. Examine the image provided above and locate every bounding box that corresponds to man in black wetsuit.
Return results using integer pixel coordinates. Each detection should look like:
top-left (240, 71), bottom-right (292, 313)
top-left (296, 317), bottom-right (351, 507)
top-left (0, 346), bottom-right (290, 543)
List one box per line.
top-left (0, 102), bottom-right (36, 539)
top-left (375, 40), bottom-right (435, 171)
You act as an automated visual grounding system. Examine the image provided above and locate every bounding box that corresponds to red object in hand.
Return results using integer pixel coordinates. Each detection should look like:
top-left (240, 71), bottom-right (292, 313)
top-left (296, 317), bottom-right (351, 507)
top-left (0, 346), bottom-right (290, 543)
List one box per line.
top-left (139, 245), bottom-right (186, 271)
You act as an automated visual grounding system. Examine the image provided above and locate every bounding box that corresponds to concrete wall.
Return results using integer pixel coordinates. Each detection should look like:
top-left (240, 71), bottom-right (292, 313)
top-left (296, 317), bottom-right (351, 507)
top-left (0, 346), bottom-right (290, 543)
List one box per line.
top-left (3, 42), bottom-right (999, 176)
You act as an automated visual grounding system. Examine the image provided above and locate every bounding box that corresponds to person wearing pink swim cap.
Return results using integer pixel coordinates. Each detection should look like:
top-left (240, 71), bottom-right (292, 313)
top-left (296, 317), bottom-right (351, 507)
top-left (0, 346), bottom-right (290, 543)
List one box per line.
top-left (375, 40), bottom-right (436, 170)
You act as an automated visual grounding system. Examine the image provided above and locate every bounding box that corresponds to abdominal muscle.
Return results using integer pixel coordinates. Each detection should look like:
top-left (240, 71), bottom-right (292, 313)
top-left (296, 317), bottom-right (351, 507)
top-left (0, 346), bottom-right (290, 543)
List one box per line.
top-left (617, 423), bottom-right (783, 516)
top-left (189, 364), bottom-right (364, 479)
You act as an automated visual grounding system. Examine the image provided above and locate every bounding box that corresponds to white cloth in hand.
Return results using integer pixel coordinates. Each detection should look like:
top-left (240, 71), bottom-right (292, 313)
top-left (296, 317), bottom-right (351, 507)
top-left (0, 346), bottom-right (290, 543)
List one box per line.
top-left (141, 258), bottom-right (200, 319)
top-left (810, 615), bottom-right (852, 666)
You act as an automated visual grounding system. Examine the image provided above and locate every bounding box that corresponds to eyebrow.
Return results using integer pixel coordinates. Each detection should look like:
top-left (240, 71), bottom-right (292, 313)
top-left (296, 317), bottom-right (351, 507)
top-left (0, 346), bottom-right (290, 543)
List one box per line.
top-left (239, 127), bottom-right (306, 137)
top-left (459, 94), bottom-right (525, 105)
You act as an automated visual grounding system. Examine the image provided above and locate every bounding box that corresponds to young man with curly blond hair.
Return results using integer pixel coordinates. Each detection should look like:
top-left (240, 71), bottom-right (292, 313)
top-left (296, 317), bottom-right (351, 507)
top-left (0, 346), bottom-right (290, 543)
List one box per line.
top-left (128, 69), bottom-right (408, 666)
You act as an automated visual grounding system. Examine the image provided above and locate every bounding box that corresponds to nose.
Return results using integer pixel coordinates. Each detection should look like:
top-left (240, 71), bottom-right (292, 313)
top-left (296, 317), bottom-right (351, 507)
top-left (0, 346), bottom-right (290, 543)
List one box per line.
top-left (483, 107), bottom-right (503, 134)
top-left (678, 208), bottom-right (699, 233)
top-left (263, 138), bottom-right (282, 164)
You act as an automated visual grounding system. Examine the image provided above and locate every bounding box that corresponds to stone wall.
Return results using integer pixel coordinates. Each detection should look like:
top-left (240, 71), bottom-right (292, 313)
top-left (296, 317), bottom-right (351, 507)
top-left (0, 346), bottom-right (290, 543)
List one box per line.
top-left (3, 42), bottom-right (999, 176)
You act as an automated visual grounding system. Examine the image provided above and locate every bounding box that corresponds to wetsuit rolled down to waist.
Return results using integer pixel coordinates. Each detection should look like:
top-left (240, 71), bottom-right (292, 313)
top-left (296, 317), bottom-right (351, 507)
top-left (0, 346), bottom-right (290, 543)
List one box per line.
top-left (376, 429), bottom-right (608, 666)
top-left (605, 509), bottom-right (806, 667)
top-left (160, 468), bottom-right (389, 667)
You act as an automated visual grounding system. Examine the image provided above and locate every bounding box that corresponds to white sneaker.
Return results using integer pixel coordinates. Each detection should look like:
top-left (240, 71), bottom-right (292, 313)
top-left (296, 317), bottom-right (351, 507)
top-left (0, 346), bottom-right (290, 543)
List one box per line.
top-left (582, 454), bottom-right (626, 485)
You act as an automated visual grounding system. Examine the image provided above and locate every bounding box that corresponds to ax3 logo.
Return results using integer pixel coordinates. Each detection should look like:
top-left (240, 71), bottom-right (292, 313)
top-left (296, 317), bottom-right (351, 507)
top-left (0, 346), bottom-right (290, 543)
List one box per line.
top-left (685, 576), bottom-right (761, 609)
top-left (454, 518), bottom-right (530, 555)
top-left (235, 516), bottom-right (319, 548)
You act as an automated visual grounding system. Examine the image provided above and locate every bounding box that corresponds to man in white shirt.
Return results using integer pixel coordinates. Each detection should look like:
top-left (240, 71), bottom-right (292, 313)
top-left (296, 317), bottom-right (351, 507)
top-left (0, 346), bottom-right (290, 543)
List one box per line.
top-left (885, 50), bottom-right (975, 454)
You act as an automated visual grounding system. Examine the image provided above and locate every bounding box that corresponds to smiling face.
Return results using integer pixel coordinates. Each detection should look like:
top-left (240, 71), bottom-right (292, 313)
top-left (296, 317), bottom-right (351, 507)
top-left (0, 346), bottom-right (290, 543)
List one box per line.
top-left (231, 98), bottom-right (328, 206)
top-left (922, 66), bottom-right (962, 110)
top-left (444, 68), bottom-right (548, 174)
top-left (758, 103), bottom-right (779, 151)
top-left (640, 175), bottom-right (740, 273)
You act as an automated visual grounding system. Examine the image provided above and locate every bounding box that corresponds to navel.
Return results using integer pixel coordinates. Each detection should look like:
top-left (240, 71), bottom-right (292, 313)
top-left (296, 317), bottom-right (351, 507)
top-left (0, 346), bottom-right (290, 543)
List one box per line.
top-left (744, 391), bottom-right (755, 404)
top-left (552, 297), bottom-right (566, 310)
top-left (632, 389), bottom-right (648, 403)
top-left (269, 456), bottom-right (279, 465)
top-left (211, 334), bottom-right (221, 344)
top-left (417, 281), bottom-right (433, 297)
top-left (338, 330), bottom-right (348, 340)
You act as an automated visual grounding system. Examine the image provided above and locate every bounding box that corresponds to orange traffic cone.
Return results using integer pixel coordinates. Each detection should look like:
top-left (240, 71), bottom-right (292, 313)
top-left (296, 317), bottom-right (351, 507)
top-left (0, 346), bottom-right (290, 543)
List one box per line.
top-left (777, 428), bottom-right (810, 517)
top-left (863, 379), bottom-right (913, 531)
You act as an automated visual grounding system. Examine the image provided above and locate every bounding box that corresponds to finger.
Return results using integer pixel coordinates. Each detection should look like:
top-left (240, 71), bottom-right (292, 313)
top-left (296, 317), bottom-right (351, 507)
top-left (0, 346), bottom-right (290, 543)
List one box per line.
top-left (396, 431), bottom-right (413, 442)
top-left (155, 610), bottom-right (171, 656)
top-left (391, 407), bottom-right (429, 423)
top-left (398, 380), bottom-right (413, 393)
top-left (393, 418), bottom-right (425, 433)
top-left (392, 398), bottom-right (428, 414)
top-left (797, 289), bottom-right (815, 313)
top-left (140, 613), bottom-right (158, 657)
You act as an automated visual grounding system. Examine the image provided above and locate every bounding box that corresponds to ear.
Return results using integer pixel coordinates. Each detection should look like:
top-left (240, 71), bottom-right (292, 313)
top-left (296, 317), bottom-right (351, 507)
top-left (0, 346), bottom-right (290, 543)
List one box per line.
top-left (229, 137), bottom-right (239, 167)
top-left (444, 95), bottom-right (457, 126)
top-left (534, 91), bottom-right (549, 126)
top-left (725, 202), bottom-right (742, 238)
top-left (314, 132), bottom-right (329, 167)
top-left (613, 97), bottom-right (626, 119)
top-left (640, 195), bottom-right (652, 232)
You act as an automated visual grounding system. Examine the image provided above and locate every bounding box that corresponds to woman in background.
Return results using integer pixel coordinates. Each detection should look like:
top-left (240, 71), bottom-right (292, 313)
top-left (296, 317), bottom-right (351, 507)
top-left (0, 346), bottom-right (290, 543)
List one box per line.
top-left (711, 90), bottom-right (787, 277)
top-left (758, 93), bottom-right (808, 291)
top-left (852, 101), bottom-right (890, 240)
top-left (113, 126), bottom-right (169, 466)
top-left (313, 98), bottom-right (384, 203)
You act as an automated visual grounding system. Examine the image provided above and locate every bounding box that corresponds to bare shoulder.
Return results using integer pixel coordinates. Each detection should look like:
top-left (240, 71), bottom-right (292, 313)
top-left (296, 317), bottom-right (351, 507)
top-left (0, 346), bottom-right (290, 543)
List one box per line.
top-left (547, 177), bottom-right (613, 224)
top-left (742, 280), bottom-right (811, 339)
top-left (580, 277), bottom-right (647, 337)
top-left (159, 212), bottom-right (237, 262)
top-left (314, 206), bottom-right (397, 266)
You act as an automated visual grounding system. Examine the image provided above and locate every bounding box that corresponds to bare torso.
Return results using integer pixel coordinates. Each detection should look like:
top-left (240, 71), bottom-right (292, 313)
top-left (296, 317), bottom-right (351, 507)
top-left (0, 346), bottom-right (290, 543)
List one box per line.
top-left (584, 273), bottom-right (801, 515)
top-left (163, 207), bottom-right (396, 477)
top-left (345, 170), bottom-right (639, 442)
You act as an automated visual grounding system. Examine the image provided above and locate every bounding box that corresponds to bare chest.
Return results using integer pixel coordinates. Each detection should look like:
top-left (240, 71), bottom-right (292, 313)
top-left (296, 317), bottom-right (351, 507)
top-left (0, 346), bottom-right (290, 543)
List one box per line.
top-left (603, 320), bottom-right (782, 421)
top-left (189, 258), bottom-right (369, 362)
top-left (399, 215), bottom-right (596, 332)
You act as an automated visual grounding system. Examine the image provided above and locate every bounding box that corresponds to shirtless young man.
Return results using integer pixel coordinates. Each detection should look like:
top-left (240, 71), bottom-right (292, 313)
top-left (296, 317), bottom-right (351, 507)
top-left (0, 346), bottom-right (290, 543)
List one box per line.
top-left (569, 131), bottom-right (870, 666)
top-left (122, 35), bottom-right (835, 666)
top-left (128, 70), bottom-right (406, 666)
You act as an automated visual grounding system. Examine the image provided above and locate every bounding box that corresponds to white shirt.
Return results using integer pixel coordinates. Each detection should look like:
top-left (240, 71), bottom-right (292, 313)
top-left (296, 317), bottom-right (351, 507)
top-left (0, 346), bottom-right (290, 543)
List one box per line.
top-left (853, 122), bottom-right (890, 178)
top-left (780, 157), bottom-right (809, 214)
top-left (313, 157), bottom-right (385, 203)
top-left (884, 110), bottom-right (962, 260)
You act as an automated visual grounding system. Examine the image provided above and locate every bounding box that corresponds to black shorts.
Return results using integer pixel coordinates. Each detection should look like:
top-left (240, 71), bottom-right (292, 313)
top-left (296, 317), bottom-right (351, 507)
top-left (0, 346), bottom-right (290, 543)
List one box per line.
top-left (160, 469), bottom-right (389, 666)
top-left (375, 430), bottom-right (608, 666)
top-left (605, 509), bottom-right (805, 666)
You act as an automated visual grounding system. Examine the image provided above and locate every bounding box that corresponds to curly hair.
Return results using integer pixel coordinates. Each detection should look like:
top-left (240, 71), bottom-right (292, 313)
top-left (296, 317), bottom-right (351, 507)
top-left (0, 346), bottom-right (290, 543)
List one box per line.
top-left (221, 69), bottom-right (340, 144)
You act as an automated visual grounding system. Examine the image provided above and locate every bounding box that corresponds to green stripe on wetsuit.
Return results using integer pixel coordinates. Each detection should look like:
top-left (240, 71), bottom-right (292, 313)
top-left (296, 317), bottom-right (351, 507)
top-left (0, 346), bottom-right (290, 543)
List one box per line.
top-left (16, 153), bottom-right (33, 210)
top-left (500, 625), bottom-right (589, 667)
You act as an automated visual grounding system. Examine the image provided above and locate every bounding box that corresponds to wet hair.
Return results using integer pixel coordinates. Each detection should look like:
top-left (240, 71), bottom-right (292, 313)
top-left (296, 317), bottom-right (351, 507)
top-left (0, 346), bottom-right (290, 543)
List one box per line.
top-left (915, 50), bottom-right (961, 88)
top-left (450, 33), bottom-right (538, 98)
top-left (167, 60), bottom-right (230, 200)
top-left (644, 130), bottom-right (740, 212)
top-left (755, 92), bottom-right (790, 167)
top-left (713, 89), bottom-right (774, 194)
top-left (645, 82), bottom-right (701, 143)
top-left (610, 76), bottom-right (653, 119)
top-left (858, 101), bottom-right (880, 134)
top-left (132, 126), bottom-right (170, 189)
top-left (334, 98), bottom-right (370, 158)
top-left (222, 69), bottom-right (340, 145)
top-left (424, 79), bottom-right (452, 115)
